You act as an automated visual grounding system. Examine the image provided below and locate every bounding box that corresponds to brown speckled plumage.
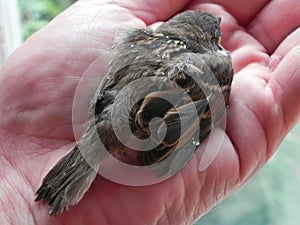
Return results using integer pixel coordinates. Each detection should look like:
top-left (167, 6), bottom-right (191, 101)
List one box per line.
top-left (35, 10), bottom-right (233, 216)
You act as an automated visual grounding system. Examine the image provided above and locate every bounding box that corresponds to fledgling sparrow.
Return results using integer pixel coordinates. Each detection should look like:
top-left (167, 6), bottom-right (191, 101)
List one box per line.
top-left (35, 10), bottom-right (233, 216)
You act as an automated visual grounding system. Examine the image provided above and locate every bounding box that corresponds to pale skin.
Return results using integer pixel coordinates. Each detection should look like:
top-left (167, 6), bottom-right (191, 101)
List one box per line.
top-left (0, 0), bottom-right (300, 224)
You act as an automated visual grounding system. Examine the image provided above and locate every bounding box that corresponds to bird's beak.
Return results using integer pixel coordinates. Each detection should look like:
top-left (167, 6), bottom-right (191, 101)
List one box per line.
top-left (217, 37), bottom-right (230, 55)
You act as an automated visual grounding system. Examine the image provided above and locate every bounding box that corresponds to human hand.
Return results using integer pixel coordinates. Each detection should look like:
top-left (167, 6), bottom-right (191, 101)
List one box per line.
top-left (0, 0), bottom-right (299, 224)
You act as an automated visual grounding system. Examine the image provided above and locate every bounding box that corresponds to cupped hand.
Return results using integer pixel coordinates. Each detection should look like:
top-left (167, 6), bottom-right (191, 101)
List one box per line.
top-left (0, 0), bottom-right (299, 224)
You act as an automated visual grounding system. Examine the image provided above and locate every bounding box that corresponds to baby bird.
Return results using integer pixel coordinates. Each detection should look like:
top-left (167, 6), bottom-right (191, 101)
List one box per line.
top-left (35, 10), bottom-right (233, 216)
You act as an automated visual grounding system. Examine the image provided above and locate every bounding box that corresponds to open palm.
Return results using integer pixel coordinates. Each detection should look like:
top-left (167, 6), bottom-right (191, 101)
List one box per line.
top-left (0, 0), bottom-right (299, 224)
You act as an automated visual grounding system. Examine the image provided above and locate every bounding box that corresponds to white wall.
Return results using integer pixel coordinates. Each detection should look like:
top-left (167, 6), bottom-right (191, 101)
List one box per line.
top-left (0, 0), bottom-right (22, 67)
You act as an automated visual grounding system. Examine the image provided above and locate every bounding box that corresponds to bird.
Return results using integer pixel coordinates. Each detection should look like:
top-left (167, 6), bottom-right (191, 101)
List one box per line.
top-left (35, 10), bottom-right (234, 216)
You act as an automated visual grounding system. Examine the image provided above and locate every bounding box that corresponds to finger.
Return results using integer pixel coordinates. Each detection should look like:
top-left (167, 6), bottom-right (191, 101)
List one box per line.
top-left (269, 46), bottom-right (300, 131)
top-left (270, 28), bottom-right (300, 64)
top-left (227, 30), bottom-right (268, 73)
top-left (248, 0), bottom-right (300, 53)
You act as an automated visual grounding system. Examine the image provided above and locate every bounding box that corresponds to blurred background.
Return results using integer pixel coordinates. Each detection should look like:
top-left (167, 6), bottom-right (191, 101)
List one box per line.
top-left (1, 1), bottom-right (299, 224)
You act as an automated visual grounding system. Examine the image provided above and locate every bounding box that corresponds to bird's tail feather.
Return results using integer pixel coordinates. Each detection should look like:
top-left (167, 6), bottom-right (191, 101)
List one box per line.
top-left (35, 145), bottom-right (99, 216)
